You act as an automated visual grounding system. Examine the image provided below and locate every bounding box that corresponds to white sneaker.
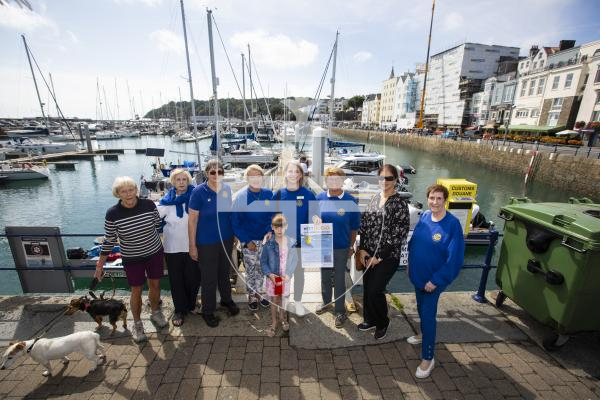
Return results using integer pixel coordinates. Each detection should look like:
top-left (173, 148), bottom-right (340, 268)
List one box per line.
top-left (151, 310), bottom-right (168, 328)
top-left (132, 321), bottom-right (148, 343)
top-left (407, 335), bottom-right (422, 345)
top-left (415, 358), bottom-right (435, 379)
top-left (294, 302), bottom-right (307, 316)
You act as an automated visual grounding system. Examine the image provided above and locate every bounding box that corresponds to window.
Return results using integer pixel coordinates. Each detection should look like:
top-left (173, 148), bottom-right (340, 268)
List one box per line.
top-left (516, 110), bottom-right (529, 118)
top-left (537, 77), bottom-right (546, 95)
top-left (592, 110), bottom-right (600, 122)
top-left (595, 92), bottom-right (600, 104)
top-left (529, 79), bottom-right (537, 96)
top-left (595, 66), bottom-right (600, 83)
top-left (547, 112), bottom-right (560, 126)
top-left (552, 76), bottom-right (560, 89)
top-left (531, 109), bottom-right (540, 118)
top-left (533, 62), bottom-right (537, 69)
top-left (471, 58), bottom-right (485, 62)
top-left (551, 98), bottom-right (564, 110)
top-left (491, 112), bottom-right (497, 120)
top-left (469, 70), bottom-right (483, 73)
top-left (565, 73), bottom-right (574, 88)
top-left (583, 74), bottom-right (589, 85)
top-left (526, 61), bottom-right (530, 68)
top-left (520, 80), bottom-right (528, 97)
top-left (540, 60), bottom-right (545, 68)
top-left (503, 85), bottom-right (515, 102)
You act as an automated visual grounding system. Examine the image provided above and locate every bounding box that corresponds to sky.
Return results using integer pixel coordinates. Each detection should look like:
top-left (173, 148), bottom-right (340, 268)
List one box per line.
top-left (1, 0), bottom-right (599, 120)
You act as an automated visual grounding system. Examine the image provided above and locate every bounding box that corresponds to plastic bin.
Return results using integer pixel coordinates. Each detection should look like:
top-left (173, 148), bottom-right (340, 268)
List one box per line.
top-left (495, 197), bottom-right (600, 350)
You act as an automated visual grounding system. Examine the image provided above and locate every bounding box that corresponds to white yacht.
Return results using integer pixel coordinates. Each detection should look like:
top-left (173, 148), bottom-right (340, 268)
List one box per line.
top-left (6, 138), bottom-right (79, 154)
top-left (95, 130), bottom-right (123, 140)
top-left (0, 163), bottom-right (50, 180)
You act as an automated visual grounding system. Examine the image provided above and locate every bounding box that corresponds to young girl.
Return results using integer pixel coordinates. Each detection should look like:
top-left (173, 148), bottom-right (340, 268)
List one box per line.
top-left (260, 214), bottom-right (298, 337)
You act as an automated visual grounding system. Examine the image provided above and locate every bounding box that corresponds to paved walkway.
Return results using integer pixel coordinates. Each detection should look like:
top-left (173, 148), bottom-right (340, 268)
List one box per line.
top-left (0, 292), bottom-right (599, 399)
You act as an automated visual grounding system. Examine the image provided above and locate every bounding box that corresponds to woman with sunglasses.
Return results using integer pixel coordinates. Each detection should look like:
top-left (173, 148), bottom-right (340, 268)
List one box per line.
top-left (188, 160), bottom-right (239, 327)
top-left (356, 164), bottom-right (409, 340)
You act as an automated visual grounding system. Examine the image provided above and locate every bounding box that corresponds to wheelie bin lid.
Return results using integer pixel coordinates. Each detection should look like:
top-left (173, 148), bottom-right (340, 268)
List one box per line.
top-left (499, 197), bottom-right (600, 251)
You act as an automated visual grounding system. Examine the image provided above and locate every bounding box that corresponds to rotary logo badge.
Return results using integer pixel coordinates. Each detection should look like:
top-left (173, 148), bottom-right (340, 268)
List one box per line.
top-left (265, 199), bottom-right (270, 206)
top-left (222, 191), bottom-right (228, 198)
top-left (297, 199), bottom-right (303, 207)
top-left (337, 208), bottom-right (345, 216)
top-left (432, 233), bottom-right (442, 242)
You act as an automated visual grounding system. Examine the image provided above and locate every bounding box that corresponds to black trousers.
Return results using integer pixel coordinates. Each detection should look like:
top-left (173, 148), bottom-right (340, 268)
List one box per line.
top-left (165, 252), bottom-right (200, 315)
top-left (362, 257), bottom-right (399, 330)
top-left (198, 238), bottom-right (234, 315)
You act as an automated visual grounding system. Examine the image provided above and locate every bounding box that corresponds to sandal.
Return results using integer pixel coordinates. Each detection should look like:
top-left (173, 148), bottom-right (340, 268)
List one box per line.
top-left (281, 321), bottom-right (289, 332)
top-left (266, 326), bottom-right (276, 337)
top-left (172, 313), bottom-right (184, 327)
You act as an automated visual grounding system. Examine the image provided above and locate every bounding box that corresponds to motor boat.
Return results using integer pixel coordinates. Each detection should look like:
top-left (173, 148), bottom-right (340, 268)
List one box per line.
top-left (5, 138), bottom-right (79, 154)
top-left (0, 162), bottom-right (50, 180)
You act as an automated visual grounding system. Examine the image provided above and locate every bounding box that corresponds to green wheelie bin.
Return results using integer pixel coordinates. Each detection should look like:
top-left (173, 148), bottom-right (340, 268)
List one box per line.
top-left (495, 197), bottom-right (600, 350)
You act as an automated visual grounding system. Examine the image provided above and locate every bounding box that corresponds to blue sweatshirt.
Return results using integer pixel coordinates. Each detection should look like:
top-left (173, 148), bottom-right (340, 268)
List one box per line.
top-left (314, 191), bottom-right (361, 249)
top-left (273, 187), bottom-right (316, 245)
top-left (232, 187), bottom-right (274, 243)
top-left (189, 183), bottom-right (234, 245)
top-left (408, 210), bottom-right (465, 290)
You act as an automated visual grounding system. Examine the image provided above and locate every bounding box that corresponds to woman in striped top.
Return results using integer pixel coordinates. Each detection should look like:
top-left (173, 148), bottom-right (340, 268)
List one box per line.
top-left (95, 176), bottom-right (168, 343)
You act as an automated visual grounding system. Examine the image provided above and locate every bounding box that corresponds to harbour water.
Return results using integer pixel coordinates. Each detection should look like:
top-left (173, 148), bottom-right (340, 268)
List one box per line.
top-left (0, 135), bottom-right (585, 295)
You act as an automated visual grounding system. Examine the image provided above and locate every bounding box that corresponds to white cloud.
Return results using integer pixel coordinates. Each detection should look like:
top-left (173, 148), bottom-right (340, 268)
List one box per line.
top-left (442, 11), bottom-right (464, 31)
top-left (113, 0), bottom-right (163, 6)
top-left (229, 30), bottom-right (318, 69)
top-left (149, 29), bottom-right (186, 55)
top-left (66, 30), bottom-right (80, 44)
top-left (0, 2), bottom-right (58, 33)
top-left (353, 51), bottom-right (372, 63)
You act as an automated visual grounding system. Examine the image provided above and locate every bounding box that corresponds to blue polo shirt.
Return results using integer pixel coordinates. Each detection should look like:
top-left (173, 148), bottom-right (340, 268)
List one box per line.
top-left (274, 187), bottom-right (316, 244)
top-left (315, 191), bottom-right (361, 249)
top-left (189, 182), bottom-right (234, 245)
top-left (232, 187), bottom-right (274, 243)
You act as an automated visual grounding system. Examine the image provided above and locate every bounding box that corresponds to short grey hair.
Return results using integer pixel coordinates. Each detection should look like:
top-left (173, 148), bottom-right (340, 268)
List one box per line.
top-left (112, 176), bottom-right (138, 198)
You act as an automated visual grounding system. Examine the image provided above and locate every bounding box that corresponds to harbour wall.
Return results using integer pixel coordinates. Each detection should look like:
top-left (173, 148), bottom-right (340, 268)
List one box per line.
top-left (334, 128), bottom-right (600, 201)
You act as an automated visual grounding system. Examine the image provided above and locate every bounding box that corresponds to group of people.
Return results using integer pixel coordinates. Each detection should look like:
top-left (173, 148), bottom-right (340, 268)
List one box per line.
top-left (95, 158), bottom-right (465, 379)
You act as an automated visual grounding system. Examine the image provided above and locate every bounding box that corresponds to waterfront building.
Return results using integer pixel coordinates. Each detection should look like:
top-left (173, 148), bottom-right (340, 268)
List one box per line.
top-left (488, 72), bottom-right (518, 127)
top-left (379, 67), bottom-right (399, 129)
top-left (394, 64), bottom-right (424, 130)
top-left (361, 93), bottom-right (381, 127)
top-left (423, 43), bottom-right (520, 129)
top-left (510, 40), bottom-right (585, 134)
top-left (575, 40), bottom-right (600, 127)
top-left (316, 99), bottom-right (329, 114)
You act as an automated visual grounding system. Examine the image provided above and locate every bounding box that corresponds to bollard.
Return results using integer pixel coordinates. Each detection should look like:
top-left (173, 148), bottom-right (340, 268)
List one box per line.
top-left (472, 228), bottom-right (499, 303)
top-left (83, 124), bottom-right (93, 153)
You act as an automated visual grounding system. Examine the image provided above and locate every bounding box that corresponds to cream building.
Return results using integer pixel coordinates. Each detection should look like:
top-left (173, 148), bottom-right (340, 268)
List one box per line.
top-left (575, 40), bottom-right (600, 125)
top-left (379, 68), bottom-right (399, 129)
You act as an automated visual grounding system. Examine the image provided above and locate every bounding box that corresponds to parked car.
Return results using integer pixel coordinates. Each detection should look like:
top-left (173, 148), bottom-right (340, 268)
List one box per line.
top-left (442, 130), bottom-right (457, 139)
top-left (463, 129), bottom-right (481, 138)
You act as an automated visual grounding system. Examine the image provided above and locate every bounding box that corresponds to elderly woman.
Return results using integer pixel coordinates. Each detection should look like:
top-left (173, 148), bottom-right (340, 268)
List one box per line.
top-left (232, 164), bottom-right (273, 311)
top-left (188, 160), bottom-right (239, 328)
top-left (314, 167), bottom-right (361, 328)
top-left (272, 160), bottom-right (316, 316)
top-left (157, 169), bottom-right (197, 327)
top-left (357, 164), bottom-right (410, 340)
top-left (407, 184), bottom-right (465, 379)
top-left (95, 176), bottom-right (168, 343)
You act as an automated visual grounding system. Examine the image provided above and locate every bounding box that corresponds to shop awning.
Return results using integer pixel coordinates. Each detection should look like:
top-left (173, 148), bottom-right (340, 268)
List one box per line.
top-left (498, 125), bottom-right (565, 133)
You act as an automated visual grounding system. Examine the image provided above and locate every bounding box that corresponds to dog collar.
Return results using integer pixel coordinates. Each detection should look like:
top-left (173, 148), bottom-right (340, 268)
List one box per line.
top-left (27, 338), bottom-right (40, 353)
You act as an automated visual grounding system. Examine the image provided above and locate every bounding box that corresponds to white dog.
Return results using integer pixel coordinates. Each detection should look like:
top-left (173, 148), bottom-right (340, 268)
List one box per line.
top-left (1, 331), bottom-right (105, 377)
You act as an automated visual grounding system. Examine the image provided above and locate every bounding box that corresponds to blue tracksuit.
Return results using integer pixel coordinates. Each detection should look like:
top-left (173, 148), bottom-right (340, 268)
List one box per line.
top-left (408, 210), bottom-right (465, 360)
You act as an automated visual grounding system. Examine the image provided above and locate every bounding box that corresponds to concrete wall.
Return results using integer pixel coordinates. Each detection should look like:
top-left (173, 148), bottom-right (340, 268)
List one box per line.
top-left (334, 128), bottom-right (600, 200)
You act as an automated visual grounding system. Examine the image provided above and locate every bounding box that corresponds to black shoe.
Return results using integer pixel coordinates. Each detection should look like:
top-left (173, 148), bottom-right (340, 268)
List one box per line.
top-left (357, 322), bottom-right (376, 332)
top-left (203, 313), bottom-right (220, 328)
top-left (260, 298), bottom-right (270, 308)
top-left (221, 301), bottom-right (240, 316)
top-left (374, 321), bottom-right (390, 340)
top-left (248, 301), bottom-right (259, 311)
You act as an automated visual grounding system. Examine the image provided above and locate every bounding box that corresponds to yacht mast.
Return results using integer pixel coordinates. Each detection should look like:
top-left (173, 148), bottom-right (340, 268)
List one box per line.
top-left (179, 0), bottom-right (202, 172)
top-left (21, 35), bottom-right (49, 129)
top-left (328, 32), bottom-right (339, 142)
top-left (242, 53), bottom-right (247, 133)
top-left (207, 9), bottom-right (220, 155)
top-left (417, 0), bottom-right (435, 129)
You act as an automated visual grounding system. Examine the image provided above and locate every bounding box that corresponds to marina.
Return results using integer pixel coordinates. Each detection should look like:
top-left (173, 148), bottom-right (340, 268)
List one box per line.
top-left (1, 0), bottom-right (600, 397)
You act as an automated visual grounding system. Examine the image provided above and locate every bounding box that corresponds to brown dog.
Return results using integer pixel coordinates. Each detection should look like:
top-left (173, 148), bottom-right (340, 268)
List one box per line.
top-left (65, 296), bottom-right (128, 335)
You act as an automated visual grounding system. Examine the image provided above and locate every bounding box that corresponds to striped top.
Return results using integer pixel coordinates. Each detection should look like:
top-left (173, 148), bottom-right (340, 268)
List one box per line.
top-left (101, 198), bottom-right (163, 264)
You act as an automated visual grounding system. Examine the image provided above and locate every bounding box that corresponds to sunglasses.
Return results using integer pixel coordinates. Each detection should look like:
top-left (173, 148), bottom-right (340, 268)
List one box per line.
top-left (209, 170), bottom-right (224, 176)
top-left (378, 176), bottom-right (396, 182)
